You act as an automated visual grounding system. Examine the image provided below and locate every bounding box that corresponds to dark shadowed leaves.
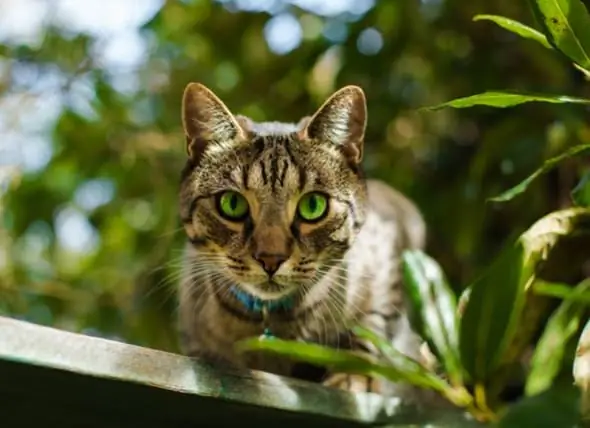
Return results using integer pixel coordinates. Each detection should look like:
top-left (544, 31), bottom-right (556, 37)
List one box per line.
top-left (572, 170), bottom-right (590, 207)
top-left (473, 15), bottom-right (552, 49)
top-left (495, 384), bottom-right (582, 427)
top-left (489, 144), bottom-right (590, 202)
top-left (460, 208), bottom-right (590, 383)
top-left (526, 279), bottom-right (590, 396)
top-left (424, 91), bottom-right (590, 110)
top-left (401, 250), bottom-right (463, 385)
top-left (459, 242), bottom-right (530, 383)
top-left (530, 0), bottom-right (590, 71)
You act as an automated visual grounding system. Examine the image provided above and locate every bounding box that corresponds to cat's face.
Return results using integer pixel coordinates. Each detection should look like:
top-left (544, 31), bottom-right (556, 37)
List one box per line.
top-left (179, 83), bottom-right (368, 300)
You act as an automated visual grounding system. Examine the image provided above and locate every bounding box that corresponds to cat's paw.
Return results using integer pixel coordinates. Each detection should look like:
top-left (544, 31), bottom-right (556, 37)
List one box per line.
top-left (323, 373), bottom-right (382, 394)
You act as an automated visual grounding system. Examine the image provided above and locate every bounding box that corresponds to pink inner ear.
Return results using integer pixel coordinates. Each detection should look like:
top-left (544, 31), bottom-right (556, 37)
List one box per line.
top-left (296, 127), bottom-right (308, 141)
top-left (234, 115), bottom-right (254, 138)
top-left (297, 116), bottom-right (311, 129)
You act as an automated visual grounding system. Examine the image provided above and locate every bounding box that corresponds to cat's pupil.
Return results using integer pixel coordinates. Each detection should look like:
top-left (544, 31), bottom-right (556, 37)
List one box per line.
top-left (308, 196), bottom-right (317, 212)
top-left (230, 195), bottom-right (238, 211)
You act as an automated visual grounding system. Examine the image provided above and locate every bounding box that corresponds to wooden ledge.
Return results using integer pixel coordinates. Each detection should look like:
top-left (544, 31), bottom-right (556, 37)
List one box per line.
top-left (0, 316), bottom-right (479, 427)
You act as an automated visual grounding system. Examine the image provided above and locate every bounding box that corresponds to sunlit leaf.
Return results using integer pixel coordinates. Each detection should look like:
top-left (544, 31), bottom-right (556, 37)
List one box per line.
top-left (533, 280), bottom-right (590, 303)
top-left (489, 144), bottom-right (590, 202)
top-left (473, 15), bottom-right (552, 49)
top-left (460, 208), bottom-right (590, 384)
top-left (530, 0), bottom-right (590, 71)
top-left (574, 318), bottom-right (590, 420)
top-left (526, 279), bottom-right (590, 396)
top-left (401, 250), bottom-right (463, 385)
top-left (423, 91), bottom-right (590, 110)
top-left (352, 325), bottom-right (451, 392)
top-left (457, 287), bottom-right (471, 317)
top-left (237, 337), bottom-right (374, 371)
top-left (496, 384), bottom-right (582, 427)
top-left (236, 336), bottom-right (447, 390)
top-left (572, 169), bottom-right (590, 207)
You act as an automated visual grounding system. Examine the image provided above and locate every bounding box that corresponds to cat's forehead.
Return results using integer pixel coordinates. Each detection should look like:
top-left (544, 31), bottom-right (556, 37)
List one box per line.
top-left (241, 134), bottom-right (307, 196)
top-left (248, 121), bottom-right (300, 136)
top-left (231, 132), bottom-right (340, 196)
top-left (191, 125), bottom-right (348, 199)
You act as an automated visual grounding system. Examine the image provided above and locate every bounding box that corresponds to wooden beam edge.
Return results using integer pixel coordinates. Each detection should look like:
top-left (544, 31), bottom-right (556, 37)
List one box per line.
top-left (0, 316), bottom-right (407, 424)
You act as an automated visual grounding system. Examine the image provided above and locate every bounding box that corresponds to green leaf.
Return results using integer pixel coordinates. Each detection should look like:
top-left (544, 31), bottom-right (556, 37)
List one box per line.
top-left (351, 325), bottom-right (452, 392)
top-left (489, 144), bottom-right (590, 202)
top-left (236, 337), bottom-right (373, 371)
top-left (423, 91), bottom-right (590, 110)
top-left (533, 280), bottom-right (590, 303)
top-left (573, 318), bottom-right (590, 419)
top-left (459, 243), bottom-right (530, 384)
top-left (235, 337), bottom-right (448, 391)
top-left (460, 208), bottom-right (590, 384)
top-left (526, 279), bottom-right (590, 396)
top-left (572, 170), bottom-right (590, 207)
top-left (496, 384), bottom-right (582, 427)
top-left (473, 15), bottom-right (552, 49)
top-left (401, 250), bottom-right (463, 385)
top-left (530, 0), bottom-right (590, 71)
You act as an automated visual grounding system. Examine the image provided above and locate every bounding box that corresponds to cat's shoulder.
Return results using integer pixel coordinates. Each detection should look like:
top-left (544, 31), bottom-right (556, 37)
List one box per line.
top-left (365, 179), bottom-right (426, 250)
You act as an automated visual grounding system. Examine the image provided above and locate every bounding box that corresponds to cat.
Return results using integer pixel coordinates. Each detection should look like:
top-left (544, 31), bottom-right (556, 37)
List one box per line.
top-left (177, 82), bottom-right (427, 398)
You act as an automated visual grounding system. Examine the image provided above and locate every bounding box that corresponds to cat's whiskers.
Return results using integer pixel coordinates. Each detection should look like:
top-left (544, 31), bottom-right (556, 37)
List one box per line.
top-left (156, 226), bottom-right (186, 239)
top-left (317, 272), bottom-right (370, 323)
top-left (311, 286), bottom-right (351, 349)
top-left (319, 293), bottom-right (344, 348)
top-left (187, 270), bottom-right (233, 317)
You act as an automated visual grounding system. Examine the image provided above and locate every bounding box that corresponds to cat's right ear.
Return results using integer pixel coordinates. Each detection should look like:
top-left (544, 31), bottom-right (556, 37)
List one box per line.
top-left (182, 83), bottom-right (245, 160)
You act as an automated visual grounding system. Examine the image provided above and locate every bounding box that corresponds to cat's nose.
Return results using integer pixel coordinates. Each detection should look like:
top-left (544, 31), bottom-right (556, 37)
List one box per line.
top-left (253, 252), bottom-right (287, 276)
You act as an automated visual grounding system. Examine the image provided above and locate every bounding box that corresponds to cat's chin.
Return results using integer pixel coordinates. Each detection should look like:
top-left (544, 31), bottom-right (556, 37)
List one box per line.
top-left (239, 280), bottom-right (297, 301)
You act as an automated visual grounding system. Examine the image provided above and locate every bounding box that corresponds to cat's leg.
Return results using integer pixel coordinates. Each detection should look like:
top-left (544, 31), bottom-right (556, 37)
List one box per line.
top-left (323, 372), bottom-right (382, 393)
top-left (320, 320), bottom-right (389, 394)
top-left (321, 314), bottom-right (422, 396)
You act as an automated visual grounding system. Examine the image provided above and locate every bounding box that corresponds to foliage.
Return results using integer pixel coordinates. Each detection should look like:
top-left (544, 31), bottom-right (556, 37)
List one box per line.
top-left (238, 0), bottom-right (590, 425)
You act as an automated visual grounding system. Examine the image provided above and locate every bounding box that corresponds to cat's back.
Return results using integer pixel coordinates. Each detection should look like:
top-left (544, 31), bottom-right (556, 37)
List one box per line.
top-left (364, 179), bottom-right (425, 251)
top-left (344, 178), bottom-right (425, 314)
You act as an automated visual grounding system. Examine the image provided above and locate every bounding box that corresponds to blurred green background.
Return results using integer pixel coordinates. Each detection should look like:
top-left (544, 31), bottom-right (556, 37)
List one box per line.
top-left (1, 0), bottom-right (589, 353)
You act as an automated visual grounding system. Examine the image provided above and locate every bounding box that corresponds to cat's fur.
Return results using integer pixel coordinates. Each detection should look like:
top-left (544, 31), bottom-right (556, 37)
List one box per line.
top-left (177, 83), bottom-right (426, 397)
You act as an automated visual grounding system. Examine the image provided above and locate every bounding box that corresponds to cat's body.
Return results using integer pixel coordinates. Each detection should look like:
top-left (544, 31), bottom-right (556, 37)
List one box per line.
top-left (177, 83), bottom-right (426, 397)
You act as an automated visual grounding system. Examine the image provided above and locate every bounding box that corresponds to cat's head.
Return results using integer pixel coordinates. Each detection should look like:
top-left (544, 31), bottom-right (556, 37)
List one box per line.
top-left (179, 83), bottom-right (368, 301)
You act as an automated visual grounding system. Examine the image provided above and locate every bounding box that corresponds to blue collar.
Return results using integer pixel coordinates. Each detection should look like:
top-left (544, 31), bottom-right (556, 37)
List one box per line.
top-left (229, 285), bottom-right (295, 313)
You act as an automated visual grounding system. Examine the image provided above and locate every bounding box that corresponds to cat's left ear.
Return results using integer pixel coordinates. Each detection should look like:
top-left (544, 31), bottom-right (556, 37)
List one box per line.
top-left (300, 85), bottom-right (367, 165)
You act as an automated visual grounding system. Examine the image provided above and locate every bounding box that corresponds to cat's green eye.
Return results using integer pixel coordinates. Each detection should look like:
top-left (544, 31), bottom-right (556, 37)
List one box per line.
top-left (217, 191), bottom-right (249, 221)
top-left (297, 192), bottom-right (329, 222)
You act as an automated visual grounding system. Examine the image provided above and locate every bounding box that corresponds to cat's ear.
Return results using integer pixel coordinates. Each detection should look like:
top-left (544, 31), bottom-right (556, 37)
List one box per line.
top-left (296, 116), bottom-right (312, 130)
top-left (301, 85), bottom-right (367, 165)
top-left (182, 83), bottom-right (245, 160)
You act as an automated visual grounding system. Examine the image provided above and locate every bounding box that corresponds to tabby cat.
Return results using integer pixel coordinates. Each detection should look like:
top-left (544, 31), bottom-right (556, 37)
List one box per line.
top-left (177, 82), bottom-right (427, 397)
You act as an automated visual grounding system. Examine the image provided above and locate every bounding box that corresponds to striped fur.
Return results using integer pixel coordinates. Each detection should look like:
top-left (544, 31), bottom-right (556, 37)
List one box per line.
top-left (177, 83), bottom-right (427, 400)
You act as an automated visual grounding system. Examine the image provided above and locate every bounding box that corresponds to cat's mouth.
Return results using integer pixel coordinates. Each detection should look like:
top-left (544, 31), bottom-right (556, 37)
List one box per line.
top-left (240, 278), bottom-right (297, 300)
